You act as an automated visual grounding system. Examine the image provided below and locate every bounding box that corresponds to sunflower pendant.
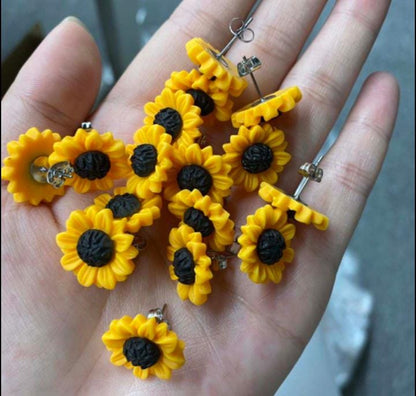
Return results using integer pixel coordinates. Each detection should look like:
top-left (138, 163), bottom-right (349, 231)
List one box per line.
top-left (1, 128), bottom-right (66, 205)
top-left (144, 88), bottom-right (203, 147)
top-left (49, 127), bottom-right (130, 193)
top-left (238, 205), bottom-right (295, 284)
top-left (186, 38), bottom-right (248, 97)
top-left (168, 189), bottom-right (235, 252)
top-left (164, 143), bottom-right (233, 205)
top-left (87, 186), bottom-right (162, 234)
top-left (167, 224), bottom-right (213, 305)
top-left (258, 182), bottom-right (329, 230)
top-left (56, 207), bottom-right (139, 290)
top-left (126, 124), bottom-right (174, 199)
top-left (223, 123), bottom-right (291, 192)
top-left (165, 69), bottom-right (234, 122)
top-left (102, 313), bottom-right (185, 380)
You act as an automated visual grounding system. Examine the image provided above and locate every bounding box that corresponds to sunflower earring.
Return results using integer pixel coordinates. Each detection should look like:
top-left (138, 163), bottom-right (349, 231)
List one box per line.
top-left (231, 55), bottom-right (302, 128)
top-left (1, 127), bottom-right (70, 205)
top-left (56, 205), bottom-right (140, 290)
top-left (185, 17), bottom-right (252, 98)
top-left (48, 122), bottom-right (130, 193)
top-left (222, 56), bottom-right (301, 192)
top-left (258, 155), bottom-right (329, 229)
top-left (102, 304), bottom-right (185, 380)
top-left (238, 156), bottom-right (329, 284)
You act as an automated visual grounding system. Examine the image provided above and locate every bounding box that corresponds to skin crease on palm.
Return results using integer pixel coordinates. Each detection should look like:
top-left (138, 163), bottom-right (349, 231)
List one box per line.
top-left (1, 0), bottom-right (400, 394)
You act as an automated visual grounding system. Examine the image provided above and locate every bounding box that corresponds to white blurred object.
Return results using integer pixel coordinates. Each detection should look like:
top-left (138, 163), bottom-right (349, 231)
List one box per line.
top-left (321, 250), bottom-right (374, 388)
top-left (277, 250), bottom-right (373, 395)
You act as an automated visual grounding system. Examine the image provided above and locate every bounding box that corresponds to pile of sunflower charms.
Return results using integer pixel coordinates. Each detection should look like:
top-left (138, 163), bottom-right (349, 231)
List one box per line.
top-left (1, 35), bottom-right (329, 381)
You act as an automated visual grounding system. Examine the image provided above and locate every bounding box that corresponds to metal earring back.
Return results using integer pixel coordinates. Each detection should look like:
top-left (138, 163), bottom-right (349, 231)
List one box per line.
top-left (259, 155), bottom-right (329, 230)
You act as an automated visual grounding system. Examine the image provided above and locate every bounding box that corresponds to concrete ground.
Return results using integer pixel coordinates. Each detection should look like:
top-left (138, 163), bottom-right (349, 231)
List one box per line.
top-left (2, 1), bottom-right (414, 395)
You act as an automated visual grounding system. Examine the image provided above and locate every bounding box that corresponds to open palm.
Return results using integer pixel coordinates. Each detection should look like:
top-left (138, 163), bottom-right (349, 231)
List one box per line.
top-left (1, 0), bottom-right (399, 394)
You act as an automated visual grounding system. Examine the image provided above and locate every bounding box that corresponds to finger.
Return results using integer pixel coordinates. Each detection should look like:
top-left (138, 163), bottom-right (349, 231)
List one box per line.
top-left (278, 0), bottom-right (392, 190)
top-left (228, 0), bottom-right (328, 104)
top-left (224, 72), bottom-right (399, 391)
top-left (91, 0), bottom-right (258, 137)
top-left (303, 71), bottom-right (399, 266)
top-left (1, 17), bottom-right (102, 159)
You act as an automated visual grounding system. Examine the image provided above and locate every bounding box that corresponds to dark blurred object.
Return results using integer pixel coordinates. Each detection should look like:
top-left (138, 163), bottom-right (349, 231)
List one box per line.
top-left (1, 23), bottom-right (44, 97)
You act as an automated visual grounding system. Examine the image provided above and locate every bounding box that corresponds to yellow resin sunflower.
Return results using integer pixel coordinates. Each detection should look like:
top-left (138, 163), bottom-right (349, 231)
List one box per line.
top-left (223, 123), bottom-right (291, 192)
top-left (164, 143), bottom-right (232, 205)
top-left (258, 182), bottom-right (329, 230)
top-left (231, 86), bottom-right (302, 128)
top-left (238, 205), bottom-right (295, 284)
top-left (144, 88), bottom-right (203, 146)
top-left (168, 189), bottom-right (235, 252)
top-left (186, 38), bottom-right (248, 97)
top-left (126, 125), bottom-right (174, 199)
top-left (165, 69), bottom-right (234, 122)
top-left (167, 224), bottom-right (213, 305)
top-left (102, 314), bottom-right (185, 380)
top-left (89, 186), bottom-right (162, 234)
top-left (49, 128), bottom-right (130, 193)
top-left (56, 207), bottom-right (138, 290)
top-left (1, 128), bottom-right (65, 205)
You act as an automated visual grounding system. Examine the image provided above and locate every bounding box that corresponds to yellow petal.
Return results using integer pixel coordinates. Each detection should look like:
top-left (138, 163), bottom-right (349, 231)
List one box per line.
top-left (97, 265), bottom-right (116, 290)
top-left (113, 233), bottom-right (134, 252)
top-left (111, 254), bottom-right (135, 276)
top-left (152, 362), bottom-right (172, 380)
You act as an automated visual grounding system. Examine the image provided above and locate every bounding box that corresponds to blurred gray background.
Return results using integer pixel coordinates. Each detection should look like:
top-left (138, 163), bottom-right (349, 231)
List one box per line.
top-left (2, 1), bottom-right (414, 395)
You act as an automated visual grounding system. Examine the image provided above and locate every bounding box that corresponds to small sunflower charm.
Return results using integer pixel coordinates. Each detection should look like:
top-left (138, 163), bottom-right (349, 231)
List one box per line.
top-left (238, 205), bottom-right (295, 284)
top-left (168, 189), bottom-right (235, 252)
top-left (144, 88), bottom-right (203, 146)
top-left (88, 186), bottom-right (162, 233)
top-left (186, 38), bottom-right (248, 97)
top-left (1, 127), bottom-right (66, 205)
top-left (165, 69), bottom-right (234, 122)
top-left (223, 123), bottom-right (291, 192)
top-left (167, 224), bottom-right (213, 305)
top-left (258, 182), bottom-right (329, 230)
top-left (126, 124), bottom-right (174, 199)
top-left (231, 86), bottom-right (302, 128)
top-left (102, 311), bottom-right (185, 380)
top-left (56, 207), bottom-right (139, 289)
top-left (164, 143), bottom-right (232, 205)
top-left (49, 127), bottom-right (130, 193)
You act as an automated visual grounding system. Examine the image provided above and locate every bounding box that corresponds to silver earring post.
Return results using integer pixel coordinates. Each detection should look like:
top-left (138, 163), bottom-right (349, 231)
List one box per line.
top-left (207, 241), bottom-right (240, 270)
top-left (214, 0), bottom-right (264, 59)
top-left (237, 55), bottom-right (264, 101)
top-left (147, 304), bottom-right (169, 327)
top-left (291, 155), bottom-right (324, 203)
top-left (81, 121), bottom-right (93, 131)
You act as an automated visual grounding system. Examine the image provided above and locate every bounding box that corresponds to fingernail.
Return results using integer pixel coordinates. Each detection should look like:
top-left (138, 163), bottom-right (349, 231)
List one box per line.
top-left (62, 16), bottom-right (87, 30)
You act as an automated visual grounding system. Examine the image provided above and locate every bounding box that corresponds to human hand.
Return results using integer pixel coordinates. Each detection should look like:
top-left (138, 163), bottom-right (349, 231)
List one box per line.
top-left (1, 0), bottom-right (399, 394)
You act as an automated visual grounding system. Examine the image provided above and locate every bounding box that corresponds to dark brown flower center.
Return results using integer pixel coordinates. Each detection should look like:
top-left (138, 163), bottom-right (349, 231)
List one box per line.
top-left (241, 143), bottom-right (274, 174)
top-left (153, 107), bottom-right (183, 140)
top-left (186, 89), bottom-right (215, 116)
top-left (130, 144), bottom-right (158, 177)
top-left (184, 207), bottom-right (214, 237)
top-left (123, 337), bottom-right (161, 369)
top-left (177, 165), bottom-right (213, 196)
top-left (256, 229), bottom-right (286, 265)
top-left (77, 229), bottom-right (114, 267)
top-left (173, 247), bottom-right (196, 284)
top-left (106, 193), bottom-right (141, 218)
top-left (74, 150), bottom-right (111, 180)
